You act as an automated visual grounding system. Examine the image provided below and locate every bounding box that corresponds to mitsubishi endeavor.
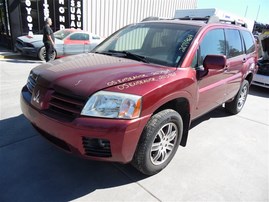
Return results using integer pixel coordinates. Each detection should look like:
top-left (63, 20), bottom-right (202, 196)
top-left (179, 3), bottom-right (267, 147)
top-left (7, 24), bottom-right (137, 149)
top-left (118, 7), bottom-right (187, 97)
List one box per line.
top-left (21, 18), bottom-right (257, 175)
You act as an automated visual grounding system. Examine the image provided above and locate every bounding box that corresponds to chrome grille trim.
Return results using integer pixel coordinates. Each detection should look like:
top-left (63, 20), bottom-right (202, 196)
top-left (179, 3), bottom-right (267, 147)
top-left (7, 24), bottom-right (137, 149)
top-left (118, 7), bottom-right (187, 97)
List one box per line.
top-left (26, 73), bottom-right (38, 94)
top-left (48, 91), bottom-right (86, 118)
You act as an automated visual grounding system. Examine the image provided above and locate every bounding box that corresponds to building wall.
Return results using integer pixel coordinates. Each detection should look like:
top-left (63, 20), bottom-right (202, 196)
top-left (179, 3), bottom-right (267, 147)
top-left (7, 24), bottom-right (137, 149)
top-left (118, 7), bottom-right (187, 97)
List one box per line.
top-left (83, 0), bottom-right (197, 38)
top-left (2, 0), bottom-right (84, 49)
top-left (2, 0), bottom-right (197, 50)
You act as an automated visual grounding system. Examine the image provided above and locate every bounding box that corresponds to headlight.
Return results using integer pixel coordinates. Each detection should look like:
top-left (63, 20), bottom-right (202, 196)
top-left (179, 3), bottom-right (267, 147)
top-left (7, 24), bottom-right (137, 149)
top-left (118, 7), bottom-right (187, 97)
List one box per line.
top-left (81, 91), bottom-right (142, 119)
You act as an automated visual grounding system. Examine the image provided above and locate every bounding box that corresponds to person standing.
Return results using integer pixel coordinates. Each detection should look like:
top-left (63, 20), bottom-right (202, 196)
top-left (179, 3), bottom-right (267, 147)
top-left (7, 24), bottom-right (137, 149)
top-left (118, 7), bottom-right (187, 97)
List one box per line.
top-left (43, 18), bottom-right (55, 62)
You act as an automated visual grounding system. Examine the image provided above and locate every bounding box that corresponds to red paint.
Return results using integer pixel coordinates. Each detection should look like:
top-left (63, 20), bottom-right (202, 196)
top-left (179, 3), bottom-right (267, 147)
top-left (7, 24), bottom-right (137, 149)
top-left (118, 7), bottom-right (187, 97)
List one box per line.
top-left (20, 21), bottom-right (258, 164)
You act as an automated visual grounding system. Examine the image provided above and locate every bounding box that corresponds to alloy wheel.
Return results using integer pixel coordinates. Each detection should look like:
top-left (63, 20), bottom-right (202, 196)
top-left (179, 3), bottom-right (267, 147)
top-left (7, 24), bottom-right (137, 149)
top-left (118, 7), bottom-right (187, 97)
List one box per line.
top-left (150, 122), bottom-right (178, 165)
top-left (237, 85), bottom-right (248, 110)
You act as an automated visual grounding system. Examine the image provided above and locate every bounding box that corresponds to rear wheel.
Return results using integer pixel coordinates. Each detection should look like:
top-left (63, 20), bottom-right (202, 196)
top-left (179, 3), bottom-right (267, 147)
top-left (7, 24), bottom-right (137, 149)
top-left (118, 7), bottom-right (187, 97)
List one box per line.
top-left (225, 80), bottom-right (249, 114)
top-left (132, 109), bottom-right (183, 175)
top-left (38, 46), bottom-right (56, 61)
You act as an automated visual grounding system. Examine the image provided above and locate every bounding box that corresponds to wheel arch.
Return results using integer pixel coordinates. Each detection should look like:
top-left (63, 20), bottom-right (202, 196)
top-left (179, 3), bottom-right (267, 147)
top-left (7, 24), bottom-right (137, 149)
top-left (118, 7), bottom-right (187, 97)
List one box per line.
top-left (152, 97), bottom-right (191, 147)
top-left (245, 72), bottom-right (253, 84)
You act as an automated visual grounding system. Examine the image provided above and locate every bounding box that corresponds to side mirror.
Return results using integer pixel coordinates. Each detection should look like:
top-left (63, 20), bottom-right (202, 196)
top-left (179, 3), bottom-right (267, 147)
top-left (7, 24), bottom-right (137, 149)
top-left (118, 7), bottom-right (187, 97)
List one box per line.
top-left (203, 54), bottom-right (226, 70)
top-left (197, 55), bottom-right (226, 80)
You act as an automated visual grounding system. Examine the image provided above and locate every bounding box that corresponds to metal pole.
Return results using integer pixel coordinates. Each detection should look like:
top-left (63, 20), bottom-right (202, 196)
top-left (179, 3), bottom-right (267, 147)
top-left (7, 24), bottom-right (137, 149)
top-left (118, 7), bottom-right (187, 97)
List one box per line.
top-left (244, 6), bottom-right (248, 17)
top-left (256, 5), bottom-right (260, 21)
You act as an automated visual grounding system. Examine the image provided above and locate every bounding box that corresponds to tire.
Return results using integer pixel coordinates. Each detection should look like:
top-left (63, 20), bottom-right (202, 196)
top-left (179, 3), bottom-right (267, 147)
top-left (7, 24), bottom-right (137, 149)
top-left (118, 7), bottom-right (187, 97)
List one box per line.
top-left (225, 80), bottom-right (249, 114)
top-left (38, 46), bottom-right (56, 61)
top-left (132, 109), bottom-right (183, 175)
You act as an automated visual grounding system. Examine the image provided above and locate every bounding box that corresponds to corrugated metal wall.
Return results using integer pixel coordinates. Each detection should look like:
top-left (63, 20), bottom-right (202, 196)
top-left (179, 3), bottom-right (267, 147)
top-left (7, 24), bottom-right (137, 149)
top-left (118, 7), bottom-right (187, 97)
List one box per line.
top-left (83, 0), bottom-right (197, 38)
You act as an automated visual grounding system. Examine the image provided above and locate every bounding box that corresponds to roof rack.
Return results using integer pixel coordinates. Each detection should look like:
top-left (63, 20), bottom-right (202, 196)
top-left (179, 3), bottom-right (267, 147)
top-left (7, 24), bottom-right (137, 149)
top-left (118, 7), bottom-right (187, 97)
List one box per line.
top-left (174, 15), bottom-right (248, 28)
top-left (141, 15), bottom-right (248, 28)
top-left (174, 9), bottom-right (250, 28)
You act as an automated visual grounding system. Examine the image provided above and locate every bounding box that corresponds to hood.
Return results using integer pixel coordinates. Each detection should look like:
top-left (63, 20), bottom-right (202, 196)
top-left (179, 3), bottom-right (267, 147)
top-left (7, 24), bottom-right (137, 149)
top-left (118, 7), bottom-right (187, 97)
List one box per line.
top-left (18, 35), bottom-right (62, 44)
top-left (18, 35), bottom-right (43, 43)
top-left (32, 53), bottom-right (175, 98)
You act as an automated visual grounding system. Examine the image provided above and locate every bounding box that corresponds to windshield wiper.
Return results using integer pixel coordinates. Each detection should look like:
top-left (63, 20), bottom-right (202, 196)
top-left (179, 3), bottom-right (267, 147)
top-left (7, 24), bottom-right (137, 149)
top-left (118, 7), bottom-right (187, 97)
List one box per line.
top-left (107, 50), bottom-right (149, 63)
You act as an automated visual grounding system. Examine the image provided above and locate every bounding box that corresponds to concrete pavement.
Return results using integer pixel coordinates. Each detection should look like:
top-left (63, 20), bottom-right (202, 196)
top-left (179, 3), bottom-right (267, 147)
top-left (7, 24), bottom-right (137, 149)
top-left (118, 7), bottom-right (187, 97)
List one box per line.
top-left (0, 53), bottom-right (268, 201)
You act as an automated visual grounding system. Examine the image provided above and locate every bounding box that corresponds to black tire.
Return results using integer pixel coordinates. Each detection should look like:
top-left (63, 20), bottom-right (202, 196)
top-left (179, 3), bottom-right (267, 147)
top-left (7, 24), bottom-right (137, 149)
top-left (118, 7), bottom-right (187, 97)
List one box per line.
top-left (225, 80), bottom-right (249, 114)
top-left (132, 109), bottom-right (183, 175)
top-left (38, 46), bottom-right (56, 61)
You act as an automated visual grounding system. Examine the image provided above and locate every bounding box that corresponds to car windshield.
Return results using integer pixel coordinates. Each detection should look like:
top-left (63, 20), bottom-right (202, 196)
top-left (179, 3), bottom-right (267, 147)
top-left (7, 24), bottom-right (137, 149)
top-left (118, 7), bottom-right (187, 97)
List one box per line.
top-left (93, 22), bottom-right (199, 67)
top-left (54, 30), bottom-right (73, 40)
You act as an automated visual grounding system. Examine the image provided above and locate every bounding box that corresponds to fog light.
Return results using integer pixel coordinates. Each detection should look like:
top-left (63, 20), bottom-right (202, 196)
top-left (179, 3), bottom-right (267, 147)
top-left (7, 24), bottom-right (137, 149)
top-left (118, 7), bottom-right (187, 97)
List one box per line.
top-left (82, 137), bottom-right (112, 157)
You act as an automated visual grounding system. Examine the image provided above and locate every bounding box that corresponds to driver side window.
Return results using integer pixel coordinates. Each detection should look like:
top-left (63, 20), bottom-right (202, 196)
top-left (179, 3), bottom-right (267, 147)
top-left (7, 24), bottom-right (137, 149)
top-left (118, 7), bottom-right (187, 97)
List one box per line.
top-left (191, 29), bottom-right (225, 69)
top-left (199, 29), bottom-right (226, 66)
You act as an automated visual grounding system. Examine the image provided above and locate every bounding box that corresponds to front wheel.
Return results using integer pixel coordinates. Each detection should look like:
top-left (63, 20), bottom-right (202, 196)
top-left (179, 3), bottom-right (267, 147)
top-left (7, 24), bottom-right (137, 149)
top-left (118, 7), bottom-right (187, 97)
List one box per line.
top-left (225, 80), bottom-right (249, 114)
top-left (132, 109), bottom-right (183, 175)
top-left (38, 46), bottom-right (56, 61)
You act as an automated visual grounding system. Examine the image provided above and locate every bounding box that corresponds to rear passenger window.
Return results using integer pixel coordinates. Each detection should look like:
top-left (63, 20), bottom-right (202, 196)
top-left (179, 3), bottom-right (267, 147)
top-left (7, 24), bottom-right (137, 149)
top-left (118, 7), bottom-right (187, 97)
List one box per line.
top-left (241, 30), bottom-right (255, 54)
top-left (199, 29), bottom-right (225, 66)
top-left (225, 29), bottom-right (243, 58)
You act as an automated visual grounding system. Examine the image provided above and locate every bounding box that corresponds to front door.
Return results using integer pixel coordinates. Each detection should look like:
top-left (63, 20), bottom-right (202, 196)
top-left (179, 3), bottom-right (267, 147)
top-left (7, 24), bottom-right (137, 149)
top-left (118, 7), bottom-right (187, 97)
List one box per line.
top-left (193, 28), bottom-right (227, 118)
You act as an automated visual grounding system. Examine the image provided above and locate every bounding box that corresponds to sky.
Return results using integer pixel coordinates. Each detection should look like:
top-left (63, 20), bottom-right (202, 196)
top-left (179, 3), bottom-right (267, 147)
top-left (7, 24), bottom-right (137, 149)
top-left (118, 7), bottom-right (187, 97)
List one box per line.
top-left (197, 0), bottom-right (269, 24)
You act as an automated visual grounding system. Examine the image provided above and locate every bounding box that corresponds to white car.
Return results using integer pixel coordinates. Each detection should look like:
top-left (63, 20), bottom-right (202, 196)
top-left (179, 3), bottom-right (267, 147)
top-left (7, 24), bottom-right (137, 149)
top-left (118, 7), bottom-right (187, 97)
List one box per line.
top-left (15, 29), bottom-right (104, 61)
top-left (253, 60), bottom-right (269, 88)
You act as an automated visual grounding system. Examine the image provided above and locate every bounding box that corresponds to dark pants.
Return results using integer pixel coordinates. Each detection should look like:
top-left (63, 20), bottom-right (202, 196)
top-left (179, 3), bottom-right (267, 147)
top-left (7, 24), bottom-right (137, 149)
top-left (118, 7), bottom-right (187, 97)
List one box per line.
top-left (44, 43), bottom-right (53, 62)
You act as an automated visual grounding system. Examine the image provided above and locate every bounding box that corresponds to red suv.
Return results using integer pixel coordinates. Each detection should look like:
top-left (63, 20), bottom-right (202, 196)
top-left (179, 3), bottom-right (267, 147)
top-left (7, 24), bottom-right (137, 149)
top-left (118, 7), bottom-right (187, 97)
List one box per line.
top-left (21, 19), bottom-right (257, 175)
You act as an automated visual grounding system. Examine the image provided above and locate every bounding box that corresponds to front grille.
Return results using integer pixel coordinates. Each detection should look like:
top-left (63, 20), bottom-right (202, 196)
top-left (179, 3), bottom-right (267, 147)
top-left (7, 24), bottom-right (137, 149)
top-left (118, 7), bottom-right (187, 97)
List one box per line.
top-left (26, 73), bottom-right (38, 94)
top-left (257, 66), bottom-right (269, 76)
top-left (82, 137), bottom-right (112, 157)
top-left (257, 61), bottom-right (269, 76)
top-left (48, 91), bottom-right (85, 119)
top-left (25, 73), bottom-right (86, 121)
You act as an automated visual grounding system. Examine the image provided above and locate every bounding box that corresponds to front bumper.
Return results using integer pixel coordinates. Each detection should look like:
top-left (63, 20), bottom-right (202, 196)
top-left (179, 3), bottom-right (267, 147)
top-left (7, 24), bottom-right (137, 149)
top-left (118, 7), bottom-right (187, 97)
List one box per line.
top-left (252, 74), bottom-right (269, 88)
top-left (15, 44), bottom-right (38, 58)
top-left (20, 88), bottom-right (150, 163)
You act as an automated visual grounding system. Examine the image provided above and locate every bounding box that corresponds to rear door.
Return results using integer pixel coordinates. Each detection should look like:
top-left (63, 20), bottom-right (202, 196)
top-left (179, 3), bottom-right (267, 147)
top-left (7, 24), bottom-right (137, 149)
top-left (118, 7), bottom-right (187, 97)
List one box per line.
top-left (223, 29), bottom-right (246, 99)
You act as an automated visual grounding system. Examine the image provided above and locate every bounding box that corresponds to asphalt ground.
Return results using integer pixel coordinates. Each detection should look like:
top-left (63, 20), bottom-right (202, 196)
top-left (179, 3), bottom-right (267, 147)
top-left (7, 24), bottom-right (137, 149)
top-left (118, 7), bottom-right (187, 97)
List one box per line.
top-left (0, 48), bottom-right (268, 201)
